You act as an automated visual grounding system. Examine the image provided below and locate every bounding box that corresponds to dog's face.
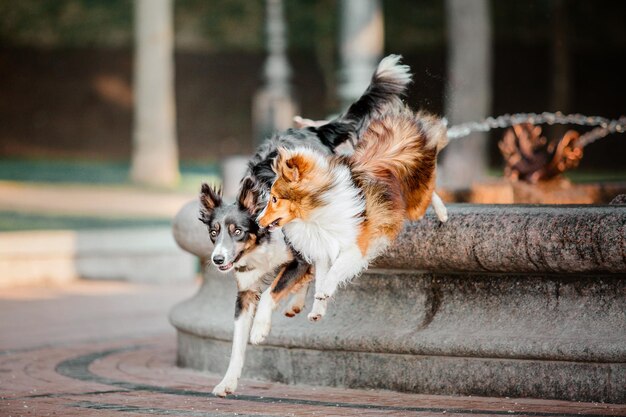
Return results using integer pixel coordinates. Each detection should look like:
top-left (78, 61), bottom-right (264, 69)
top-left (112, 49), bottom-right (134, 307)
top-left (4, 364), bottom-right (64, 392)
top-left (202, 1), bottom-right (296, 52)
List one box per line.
top-left (258, 148), bottom-right (320, 230)
top-left (257, 190), bottom-right (294, 231)
top-left (199, 178), bottom-right (263, 273)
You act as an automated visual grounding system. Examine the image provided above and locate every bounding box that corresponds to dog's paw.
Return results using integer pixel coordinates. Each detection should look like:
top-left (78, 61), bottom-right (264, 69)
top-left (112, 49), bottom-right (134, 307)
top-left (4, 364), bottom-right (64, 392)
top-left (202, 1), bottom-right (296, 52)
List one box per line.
top-left (249, 319), bottom-right (271, 344)
top-left (284, 304), bottom-right (302, 318)
top-left (307, 312), bottom-right (323, 321)
top-left (438, 212), bottom-right (448, 223)
top-left (212, 379), bottom-right (237, 397)
top-left (308, 298), bottom-right (327, 322)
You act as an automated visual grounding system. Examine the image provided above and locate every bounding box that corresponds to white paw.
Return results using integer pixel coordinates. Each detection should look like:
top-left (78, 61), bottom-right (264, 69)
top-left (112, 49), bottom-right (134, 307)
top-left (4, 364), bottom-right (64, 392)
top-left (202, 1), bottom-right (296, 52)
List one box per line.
top-left (249, 319), bottom-right (271, 344)
top-left (308, 298), bottom-right (327, 322)
top-left (212, 378), bottom-right (237, 397)
top-left (307, 312), bottom-right (322, 321)
top-left (439, 211), bottom-right (448, 223)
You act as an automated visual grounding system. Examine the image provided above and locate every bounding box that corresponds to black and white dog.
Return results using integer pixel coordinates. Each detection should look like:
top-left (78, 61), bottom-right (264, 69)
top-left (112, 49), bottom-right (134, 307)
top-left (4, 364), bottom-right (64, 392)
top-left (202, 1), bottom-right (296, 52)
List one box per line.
top-left (199, 55), bottom-right (412, 397)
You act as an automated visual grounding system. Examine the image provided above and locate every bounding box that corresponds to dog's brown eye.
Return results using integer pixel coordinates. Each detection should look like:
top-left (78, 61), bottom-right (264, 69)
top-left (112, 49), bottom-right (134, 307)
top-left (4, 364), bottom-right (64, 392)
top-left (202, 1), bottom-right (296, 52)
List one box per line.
top-left (210, 230), bottom-right (217, 237)
top-left (272, 196), bottom-right (277, 204)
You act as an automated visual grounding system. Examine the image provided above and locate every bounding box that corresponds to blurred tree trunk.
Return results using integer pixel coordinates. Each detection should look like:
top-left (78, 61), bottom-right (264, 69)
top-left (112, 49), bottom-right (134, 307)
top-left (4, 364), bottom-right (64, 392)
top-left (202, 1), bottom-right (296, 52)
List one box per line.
top-left (439, 0), bottom-right (492, 189)
top-left (131, 0), bottom-right (179, 187)
top-left (549, 0), bottom-right (570, 139)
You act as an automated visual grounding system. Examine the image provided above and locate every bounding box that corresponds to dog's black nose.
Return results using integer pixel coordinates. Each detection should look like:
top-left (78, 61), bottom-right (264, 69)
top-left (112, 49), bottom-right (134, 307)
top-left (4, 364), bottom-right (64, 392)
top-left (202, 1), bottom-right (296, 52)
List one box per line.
top-left (213, 255), bottom-right (225, 265)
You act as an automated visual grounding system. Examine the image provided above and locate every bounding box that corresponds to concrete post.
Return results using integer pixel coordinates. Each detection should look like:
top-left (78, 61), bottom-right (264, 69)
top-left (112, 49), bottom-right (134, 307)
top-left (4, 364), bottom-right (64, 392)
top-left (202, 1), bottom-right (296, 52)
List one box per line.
top-left (338, 0), bottom-right (384, 109)
top-left (439, 0), bottom-right (492, 189)
top-left (220, 156), bottom-right (250, 202)
top-left (252, 0), bottom-right (298, 147)
top-left (131, 0), bottom-right (179, 187)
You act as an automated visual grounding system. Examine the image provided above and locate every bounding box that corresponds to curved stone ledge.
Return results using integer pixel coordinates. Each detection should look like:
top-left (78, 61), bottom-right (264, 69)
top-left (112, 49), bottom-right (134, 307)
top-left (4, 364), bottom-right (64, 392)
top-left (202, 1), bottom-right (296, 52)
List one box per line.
top-left (170, 268), bottom-right (626, 402)
top-left (170, 269), bottom-right (626, 363)
top-left (173, 202), bottom-right (626, 273)
top-left (176, 334), bottom-right (624, 403)
top-left (382, 205), bottom-right (625, 274)
top-left (170, 202), bottom-right (626, 402)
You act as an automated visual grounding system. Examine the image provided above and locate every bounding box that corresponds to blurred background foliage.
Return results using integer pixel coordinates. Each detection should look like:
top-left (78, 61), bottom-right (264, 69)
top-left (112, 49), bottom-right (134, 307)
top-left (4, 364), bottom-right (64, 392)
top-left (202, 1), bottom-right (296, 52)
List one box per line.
top-left (2, 0), bottom-right (625, 51)
top-left (0, 0), bottom-right (624, 168)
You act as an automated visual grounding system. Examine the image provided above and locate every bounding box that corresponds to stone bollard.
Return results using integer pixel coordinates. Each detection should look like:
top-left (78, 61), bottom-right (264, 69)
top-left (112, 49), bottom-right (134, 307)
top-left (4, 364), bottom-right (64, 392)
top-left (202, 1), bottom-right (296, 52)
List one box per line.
top-left (170, 203), bottom-right (626, 402)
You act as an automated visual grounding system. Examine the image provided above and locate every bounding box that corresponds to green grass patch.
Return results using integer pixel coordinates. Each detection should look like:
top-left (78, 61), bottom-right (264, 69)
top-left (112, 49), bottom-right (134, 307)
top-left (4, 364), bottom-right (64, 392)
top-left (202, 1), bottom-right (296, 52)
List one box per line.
top-left (0, 158), bottom-right (222, 231)
top-left (0, 210), bottom-right (172, 232)
top-left (0, 158), bottom-right (220, 192)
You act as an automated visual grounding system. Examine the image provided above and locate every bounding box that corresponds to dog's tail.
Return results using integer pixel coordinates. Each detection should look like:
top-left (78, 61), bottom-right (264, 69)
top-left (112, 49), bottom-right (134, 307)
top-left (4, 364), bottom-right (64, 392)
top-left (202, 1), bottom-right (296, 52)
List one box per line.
top-left (350, 110), bottom-right (446, 220)
top-left (315, 54), bottom-right (412, 149)
top-left (351, 110), bottom-right (446, 175)
top-left (415, 110), bottom-right (449, 154)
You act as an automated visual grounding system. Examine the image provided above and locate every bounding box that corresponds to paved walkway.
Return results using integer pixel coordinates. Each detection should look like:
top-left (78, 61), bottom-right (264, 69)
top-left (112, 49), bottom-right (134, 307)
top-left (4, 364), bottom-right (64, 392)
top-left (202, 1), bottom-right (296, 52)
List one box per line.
top-left (1, 281), bottom-right (625, 417)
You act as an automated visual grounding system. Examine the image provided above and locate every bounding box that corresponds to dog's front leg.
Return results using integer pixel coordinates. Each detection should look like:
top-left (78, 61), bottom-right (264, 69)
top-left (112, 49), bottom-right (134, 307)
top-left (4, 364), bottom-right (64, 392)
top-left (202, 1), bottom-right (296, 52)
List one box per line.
top-left (249, 286), bottom-right (277, 345)
top-left (324, 246), bottom-right (368, 296)
top-left (212, 290), bottom-right (259, 397)
top-left (312, 247), bottom-right (368, 320)
top-left (250, 259), bottom-right (311, 344)
top-left (309, 257), bottom-right (330, 322)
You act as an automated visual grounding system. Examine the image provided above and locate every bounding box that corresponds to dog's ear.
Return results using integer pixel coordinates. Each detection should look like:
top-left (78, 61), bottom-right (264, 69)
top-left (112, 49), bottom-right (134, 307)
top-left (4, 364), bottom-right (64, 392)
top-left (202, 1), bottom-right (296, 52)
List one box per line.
top-left (199, 183), bottom-right (222, 223)
top-left (275, 147), bottom-right (310, 183)
top-left (274, 148), bottom-right (297, 182)
top-left (237, 176), bottom-right (259, 215)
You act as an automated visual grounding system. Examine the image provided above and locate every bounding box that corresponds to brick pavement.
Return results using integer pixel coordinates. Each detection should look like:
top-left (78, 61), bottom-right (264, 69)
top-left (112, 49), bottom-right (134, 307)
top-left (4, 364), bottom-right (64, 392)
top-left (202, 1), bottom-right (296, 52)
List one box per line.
top-left (1, 282), bottom-right (625, 417)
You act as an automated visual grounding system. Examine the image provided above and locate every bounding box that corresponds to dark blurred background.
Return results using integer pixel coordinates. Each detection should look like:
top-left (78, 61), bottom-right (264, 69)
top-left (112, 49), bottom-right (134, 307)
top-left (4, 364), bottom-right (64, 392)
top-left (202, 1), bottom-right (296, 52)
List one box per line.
top-left (0, 0), bottom-right (624, 169)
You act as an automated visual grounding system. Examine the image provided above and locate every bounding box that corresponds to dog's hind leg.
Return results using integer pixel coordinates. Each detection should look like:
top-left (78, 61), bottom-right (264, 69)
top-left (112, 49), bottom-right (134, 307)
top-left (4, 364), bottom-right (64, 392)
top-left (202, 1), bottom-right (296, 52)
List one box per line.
top-left (431, 191), bottom-right (448, 223)
top-left (284, 279), bottom-right (310, 317)
top-left (250, 259), bottom-right (311, 344)
top-left (213, 290), bottom-right (259, 397)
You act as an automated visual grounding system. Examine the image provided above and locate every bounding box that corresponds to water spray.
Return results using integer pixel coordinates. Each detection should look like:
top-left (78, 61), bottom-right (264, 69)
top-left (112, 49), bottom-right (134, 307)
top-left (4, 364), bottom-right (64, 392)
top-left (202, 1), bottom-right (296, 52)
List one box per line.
top-left (446, 112), bottom-right (626, 182)
top-left (447, 112), bottom-right (625, 147)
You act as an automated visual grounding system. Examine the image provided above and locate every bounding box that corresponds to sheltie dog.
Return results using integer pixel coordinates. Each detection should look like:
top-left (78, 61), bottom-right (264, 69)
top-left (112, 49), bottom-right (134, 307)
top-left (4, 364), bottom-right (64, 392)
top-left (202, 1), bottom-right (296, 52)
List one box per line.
top-left (199, 55), bottom-right (412, 396)
top-left (257, 108), bottom-right (449, 321)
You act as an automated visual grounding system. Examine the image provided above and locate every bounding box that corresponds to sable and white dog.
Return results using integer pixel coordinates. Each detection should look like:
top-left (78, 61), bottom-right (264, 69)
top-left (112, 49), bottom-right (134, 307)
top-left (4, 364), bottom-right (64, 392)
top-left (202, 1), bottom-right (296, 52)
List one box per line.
top-left (199, 55), bottom-right (412, 397)
top-left (257, 108), bottom-right (449, 321)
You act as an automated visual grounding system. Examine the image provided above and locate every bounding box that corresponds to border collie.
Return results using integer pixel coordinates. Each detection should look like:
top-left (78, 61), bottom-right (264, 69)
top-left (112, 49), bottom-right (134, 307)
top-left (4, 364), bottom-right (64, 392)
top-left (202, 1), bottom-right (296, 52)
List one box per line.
top-left (199, 55), bottom-right (412, 397)
top-left (258, 108), bottom-right (448, 322)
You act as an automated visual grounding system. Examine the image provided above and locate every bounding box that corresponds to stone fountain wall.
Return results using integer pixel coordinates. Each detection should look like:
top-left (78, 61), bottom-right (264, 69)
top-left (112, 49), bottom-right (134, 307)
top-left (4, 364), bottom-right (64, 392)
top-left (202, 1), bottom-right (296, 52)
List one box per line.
top-left (169, 201), bottom-right (626, 403)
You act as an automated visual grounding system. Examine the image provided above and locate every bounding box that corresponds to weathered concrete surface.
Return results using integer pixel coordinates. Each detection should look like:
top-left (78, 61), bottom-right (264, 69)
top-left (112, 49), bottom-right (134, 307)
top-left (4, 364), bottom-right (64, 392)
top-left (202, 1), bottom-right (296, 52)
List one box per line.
top-left (170, 202), bottom-right (626, 402)
top-left (173, 202), bottom-right (626, 274)
top-left (178, 334), bottom-right (625, 403)
top-left (171, 268), bottom-right (626, 402)
top-left (172, 270), bottom-right (626, 362)
top-left (381, 205), bottom-right (625, 274)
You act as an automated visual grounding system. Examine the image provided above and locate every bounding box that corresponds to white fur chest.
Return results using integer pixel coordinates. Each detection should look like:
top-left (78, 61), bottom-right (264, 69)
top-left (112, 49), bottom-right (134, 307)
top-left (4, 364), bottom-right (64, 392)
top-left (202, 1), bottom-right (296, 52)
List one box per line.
top-left (284, 165), bottom-right (365, 264)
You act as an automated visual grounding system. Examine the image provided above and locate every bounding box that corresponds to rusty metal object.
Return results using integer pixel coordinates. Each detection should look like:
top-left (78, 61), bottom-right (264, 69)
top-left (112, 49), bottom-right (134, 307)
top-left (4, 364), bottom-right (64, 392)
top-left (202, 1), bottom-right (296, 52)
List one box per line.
top-left (499, 123), bottom-right (583, 183)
